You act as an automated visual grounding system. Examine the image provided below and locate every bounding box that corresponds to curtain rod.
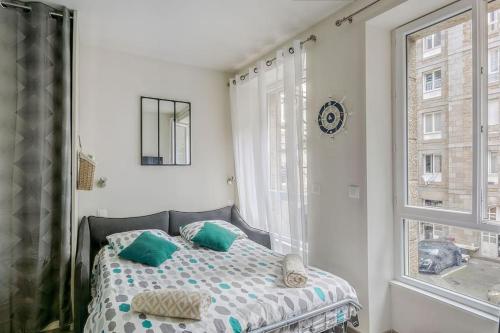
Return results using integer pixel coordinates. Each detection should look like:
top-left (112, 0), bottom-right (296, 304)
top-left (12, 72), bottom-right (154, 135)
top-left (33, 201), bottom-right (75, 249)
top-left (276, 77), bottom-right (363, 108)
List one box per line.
top-left (335, 0), bottom-right (382, 27)
top-left (0, 1), bottom-right (74, 19)
top-left (232, 34), bottom-right (316, 84)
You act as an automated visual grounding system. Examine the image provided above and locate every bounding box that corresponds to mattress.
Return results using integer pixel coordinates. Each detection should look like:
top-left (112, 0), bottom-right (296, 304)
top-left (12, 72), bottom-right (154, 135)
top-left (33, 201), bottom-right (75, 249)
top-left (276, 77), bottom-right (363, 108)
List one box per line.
top-left (85, 237), bottom-right (358, 333)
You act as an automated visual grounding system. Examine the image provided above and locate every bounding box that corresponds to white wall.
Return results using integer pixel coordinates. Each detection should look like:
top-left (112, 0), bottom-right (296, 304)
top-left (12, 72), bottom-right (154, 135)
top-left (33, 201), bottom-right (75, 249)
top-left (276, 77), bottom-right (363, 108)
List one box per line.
top-left (77, 44), bottom-right (235, 218)
top-left (391, 283), bottom-right (498, 333)
top-left (365, 22), bottom-right (394, 333)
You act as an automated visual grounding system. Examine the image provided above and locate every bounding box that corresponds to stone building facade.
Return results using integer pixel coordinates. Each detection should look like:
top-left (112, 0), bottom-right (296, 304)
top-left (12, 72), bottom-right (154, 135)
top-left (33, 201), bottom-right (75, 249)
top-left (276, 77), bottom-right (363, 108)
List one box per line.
top-left (406, 10), bottom-right (500, 275)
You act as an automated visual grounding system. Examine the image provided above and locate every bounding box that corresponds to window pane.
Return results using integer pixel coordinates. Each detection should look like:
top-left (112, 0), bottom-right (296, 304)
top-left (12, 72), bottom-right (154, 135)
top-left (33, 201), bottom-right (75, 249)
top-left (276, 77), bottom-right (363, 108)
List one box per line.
top-left (406, 10), bottom-right (472, 212)
top-left (424, 113), bottom-right (433, 133)
top-left (405, 219), bottom-right (500, 306)
top-left (434, 155), bottom-right (442, 173)
top-left (434, 112), bottom-right (441, 132)
top-left (491, 152), bottom-right (497, 174)
top-left (426, 36), bottom-right (432, 49)
top-left (425, 155), bottom-right (432, 173)
top-left (487, 1), bottom-right (500, 220)
top-left (434, 70), bottom-right (442, 88)
top-left (488, 100), bottom-right (499, 125)
top-left (434, 32), bottom-right (441, 46)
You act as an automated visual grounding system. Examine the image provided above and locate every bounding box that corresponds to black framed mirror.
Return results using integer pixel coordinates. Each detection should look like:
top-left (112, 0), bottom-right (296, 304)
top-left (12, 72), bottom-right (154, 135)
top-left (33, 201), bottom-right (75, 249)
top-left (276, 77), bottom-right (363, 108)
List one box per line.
top-left (141, 96), bottom-right (191, 165)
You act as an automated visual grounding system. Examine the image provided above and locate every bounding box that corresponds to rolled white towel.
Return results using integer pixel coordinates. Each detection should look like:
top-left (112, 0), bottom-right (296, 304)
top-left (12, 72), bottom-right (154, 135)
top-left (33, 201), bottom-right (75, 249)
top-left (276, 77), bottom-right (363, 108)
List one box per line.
top-left (282, 253), bottom-right (308, 288)
top-left (132, 290), bottom-right (211, 320)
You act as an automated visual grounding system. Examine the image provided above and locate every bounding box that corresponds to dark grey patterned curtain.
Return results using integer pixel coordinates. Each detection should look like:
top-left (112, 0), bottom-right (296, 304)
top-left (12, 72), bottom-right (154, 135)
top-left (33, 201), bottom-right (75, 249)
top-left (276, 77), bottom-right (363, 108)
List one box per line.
top-left (0, 2), bottom-right (72, 332)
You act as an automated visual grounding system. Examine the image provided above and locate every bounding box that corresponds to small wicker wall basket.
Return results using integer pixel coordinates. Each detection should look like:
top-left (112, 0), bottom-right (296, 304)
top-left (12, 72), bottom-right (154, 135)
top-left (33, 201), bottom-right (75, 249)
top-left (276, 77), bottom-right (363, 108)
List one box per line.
top-left (77, 151), bottom-right (96, 191)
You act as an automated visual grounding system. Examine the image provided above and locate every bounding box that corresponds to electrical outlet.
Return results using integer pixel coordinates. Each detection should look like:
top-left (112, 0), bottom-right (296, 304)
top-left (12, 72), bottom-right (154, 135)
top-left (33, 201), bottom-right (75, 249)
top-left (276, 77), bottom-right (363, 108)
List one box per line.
top-left (348, 185), bottom-right (360, 199)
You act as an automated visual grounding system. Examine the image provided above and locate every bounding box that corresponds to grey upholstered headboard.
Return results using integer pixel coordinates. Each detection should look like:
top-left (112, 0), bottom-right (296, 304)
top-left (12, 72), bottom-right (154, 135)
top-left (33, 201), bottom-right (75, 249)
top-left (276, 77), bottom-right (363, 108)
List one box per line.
top-left (74, 205), bottom-right (270, 333)
top-left (87, 211), bottom-right (170, 262)
top-left (169, 206), bottom-right (231, 236)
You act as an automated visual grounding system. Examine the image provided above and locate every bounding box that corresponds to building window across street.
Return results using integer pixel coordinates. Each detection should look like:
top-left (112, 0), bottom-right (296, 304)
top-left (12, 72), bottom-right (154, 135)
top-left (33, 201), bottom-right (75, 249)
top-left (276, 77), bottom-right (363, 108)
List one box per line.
top-left (489, 48), bottom-right (500, 82)
top-left (424, 199), bottom-right (443, 207)
top-left (423, 153), bottom-right (442, 183)
top-left (423, 111), bottom-right (442, 140)
top-left (423, 69), bottom-right (442, 99)
top-left (489, 10), bottom-right (499, 33)
top-left (489, 207), bottom-right (498, 221)
top-left (422, 32), bottom-right (442, 58)
top-left (489, 151), bottom-right (498, 184)
top-left (488, 99), bottom-right (500, 125)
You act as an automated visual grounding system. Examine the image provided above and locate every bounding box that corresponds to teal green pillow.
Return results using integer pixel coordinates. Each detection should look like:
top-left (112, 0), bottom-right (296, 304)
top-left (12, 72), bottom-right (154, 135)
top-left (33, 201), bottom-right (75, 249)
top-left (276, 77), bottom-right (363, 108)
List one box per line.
top-left (191, 222), bottom-right (238, 251)
top-left (119, 231), bottom-right (178, 267)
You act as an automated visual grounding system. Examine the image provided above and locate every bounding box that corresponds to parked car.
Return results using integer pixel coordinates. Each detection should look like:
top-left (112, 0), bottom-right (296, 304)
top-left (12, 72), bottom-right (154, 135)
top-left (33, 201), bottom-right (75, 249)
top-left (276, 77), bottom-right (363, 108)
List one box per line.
top-left (418, 240), bottom-right (462, 274)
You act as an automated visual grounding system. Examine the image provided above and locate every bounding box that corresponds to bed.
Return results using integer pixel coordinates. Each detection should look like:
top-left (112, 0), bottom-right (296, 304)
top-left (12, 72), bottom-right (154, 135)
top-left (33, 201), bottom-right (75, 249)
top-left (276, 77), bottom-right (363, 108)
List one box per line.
top-left (75, 205), bottom-right (360, 333)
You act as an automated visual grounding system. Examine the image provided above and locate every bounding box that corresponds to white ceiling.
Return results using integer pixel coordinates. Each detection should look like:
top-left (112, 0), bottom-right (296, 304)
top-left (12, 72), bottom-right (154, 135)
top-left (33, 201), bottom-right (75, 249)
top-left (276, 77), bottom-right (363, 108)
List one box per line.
top-left (52, 0), bottom-right (353, 72)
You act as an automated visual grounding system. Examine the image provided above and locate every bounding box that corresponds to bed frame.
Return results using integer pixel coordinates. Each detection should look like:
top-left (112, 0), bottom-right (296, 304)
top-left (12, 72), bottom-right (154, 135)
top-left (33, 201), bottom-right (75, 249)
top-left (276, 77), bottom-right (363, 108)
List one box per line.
top-left (74, 205), bottom-right (360, 333)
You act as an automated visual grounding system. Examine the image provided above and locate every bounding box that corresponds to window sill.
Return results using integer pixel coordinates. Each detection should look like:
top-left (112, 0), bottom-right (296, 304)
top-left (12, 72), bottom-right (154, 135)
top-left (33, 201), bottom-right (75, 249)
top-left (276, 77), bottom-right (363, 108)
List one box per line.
top-left (390, 280), bottom-right (500, 322)
top-left (423, 48), bottom-right (442, 59)
top-left (422, 173), bottom-right (442, 182)
top-left (423, 133), bottom-right (442, 140)
top-left (423, 90), bottom-right (442, 100)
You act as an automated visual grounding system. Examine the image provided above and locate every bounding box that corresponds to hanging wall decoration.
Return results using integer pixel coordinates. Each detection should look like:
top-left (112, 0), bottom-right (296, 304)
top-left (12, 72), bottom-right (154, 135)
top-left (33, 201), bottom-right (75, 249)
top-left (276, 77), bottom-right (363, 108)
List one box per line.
top-left (317, 96), bottom-right (349, 138)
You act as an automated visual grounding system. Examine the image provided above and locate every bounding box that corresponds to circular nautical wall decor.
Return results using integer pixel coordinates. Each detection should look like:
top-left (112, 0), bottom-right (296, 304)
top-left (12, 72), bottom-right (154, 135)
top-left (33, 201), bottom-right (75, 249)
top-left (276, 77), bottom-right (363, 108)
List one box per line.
top-left (317, 99), bottom-right (347, 136)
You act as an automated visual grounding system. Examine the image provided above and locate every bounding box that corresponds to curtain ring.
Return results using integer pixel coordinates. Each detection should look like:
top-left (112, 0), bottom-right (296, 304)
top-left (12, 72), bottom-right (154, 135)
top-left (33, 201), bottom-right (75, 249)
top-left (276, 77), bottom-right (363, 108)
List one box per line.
top-left (240, 74), bottom-right (246, 81)
top-left (253, 67), bottom-right (258, 73)
top-left (289, 47), bottom-right (294, 54)
top-left (266, 60), bottom-right (273, 66)
top-left (232, 79), bottom-right (236, 85)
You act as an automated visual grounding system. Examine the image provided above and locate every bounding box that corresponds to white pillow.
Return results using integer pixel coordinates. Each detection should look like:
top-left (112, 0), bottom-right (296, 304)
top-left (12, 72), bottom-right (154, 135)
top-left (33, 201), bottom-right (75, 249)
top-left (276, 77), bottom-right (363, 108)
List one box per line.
top-left (180, 220), bottom-right (247, 242)
top-left (106, 229), bottom-right (172, 252)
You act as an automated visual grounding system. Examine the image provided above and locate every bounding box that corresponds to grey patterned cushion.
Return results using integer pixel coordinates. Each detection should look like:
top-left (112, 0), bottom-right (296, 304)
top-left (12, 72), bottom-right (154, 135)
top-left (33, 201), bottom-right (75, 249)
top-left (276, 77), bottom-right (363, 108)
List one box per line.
top-left (131, 290), bottom-right (211, 320)
top-left (180, 220), bottom-right (247, 243)
top-left (106, 229), bottom-right (173, 252)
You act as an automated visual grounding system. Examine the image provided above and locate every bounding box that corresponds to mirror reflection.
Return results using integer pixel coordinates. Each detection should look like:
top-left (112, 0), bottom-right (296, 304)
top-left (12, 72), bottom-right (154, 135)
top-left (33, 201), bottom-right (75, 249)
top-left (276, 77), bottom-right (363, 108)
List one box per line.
top-left (141, 97), bottom-right (191, 165)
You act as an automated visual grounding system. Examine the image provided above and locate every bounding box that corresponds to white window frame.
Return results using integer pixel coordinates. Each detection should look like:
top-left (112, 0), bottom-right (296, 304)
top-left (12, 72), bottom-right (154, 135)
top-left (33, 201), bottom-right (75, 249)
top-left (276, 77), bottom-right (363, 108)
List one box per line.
top-left (423, 32), bottom-right (442, 58)
top-left (393, 0), bottom-right (500, 316)
top-left (423, 69), bottom-right (442, 99)
top-left (423, 111), bottom-right (442, 140)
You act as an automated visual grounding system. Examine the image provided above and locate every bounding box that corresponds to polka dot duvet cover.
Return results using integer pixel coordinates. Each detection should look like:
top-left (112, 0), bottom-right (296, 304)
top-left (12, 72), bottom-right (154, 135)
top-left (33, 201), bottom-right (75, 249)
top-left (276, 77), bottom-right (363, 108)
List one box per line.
top-left (85, 237), bottom-right (358, 333)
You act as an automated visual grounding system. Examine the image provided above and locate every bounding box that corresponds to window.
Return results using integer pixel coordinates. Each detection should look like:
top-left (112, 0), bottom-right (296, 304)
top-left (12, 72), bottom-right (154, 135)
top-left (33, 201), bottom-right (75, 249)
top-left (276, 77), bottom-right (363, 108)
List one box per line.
top-left (488, 207), bottom-right (497, 221)
top-left (267, 50), bottom-right (308, 249)
top-left (488, 151), bottom-right (498, 174)
top-left (422, 32), bottom-right (442, 58)
top-left (489, 151), bottom-right (498, 184)
top-left (424, 199), bottom-right (443, 207)
top-left (422, 153), bottom-right (442, 183)
top-left (395, 0), bottom-right (500, 315)
top-left (423, 154), bottom-right (441, 173)
top-left (480, 232), bottom-right (499, 258)
top-left (423, 111), bottom-right (442, 139)
top-left (488, 48), bottom-right (499, 82)
top-left (489, 10), bottom-right (498, 32)
top-left (488, 100), bottom-right (500, 125)
top-left (423, 69), bottom-right (442, 99)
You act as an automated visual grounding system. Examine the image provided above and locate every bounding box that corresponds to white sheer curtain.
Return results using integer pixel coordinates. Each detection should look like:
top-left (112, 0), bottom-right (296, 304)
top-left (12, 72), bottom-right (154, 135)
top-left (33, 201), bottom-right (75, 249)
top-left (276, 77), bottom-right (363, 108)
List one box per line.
top-left (230, 40), bottom-right (308, 262)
